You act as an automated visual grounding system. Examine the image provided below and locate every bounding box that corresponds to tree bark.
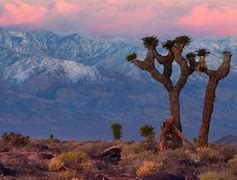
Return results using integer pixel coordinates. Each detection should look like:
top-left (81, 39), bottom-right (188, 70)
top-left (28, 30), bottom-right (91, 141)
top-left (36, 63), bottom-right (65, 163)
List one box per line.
top-left (169, 90), bottom-right (182, 146)
top-left (198, 79), bottom-right (218, 147)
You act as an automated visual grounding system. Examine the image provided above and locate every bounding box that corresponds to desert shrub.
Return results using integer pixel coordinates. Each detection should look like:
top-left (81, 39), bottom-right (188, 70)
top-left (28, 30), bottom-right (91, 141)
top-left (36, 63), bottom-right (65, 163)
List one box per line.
top-left (197, 147), bottom-right (220, 163)
top-left (199, 170), bottom-right (236, 180)
top-left (136, 160), bottom-right (157, 177)
top-left (1, 132), bottom-right (30, 147)
top-left (111, 123), bottom-right (122, 140)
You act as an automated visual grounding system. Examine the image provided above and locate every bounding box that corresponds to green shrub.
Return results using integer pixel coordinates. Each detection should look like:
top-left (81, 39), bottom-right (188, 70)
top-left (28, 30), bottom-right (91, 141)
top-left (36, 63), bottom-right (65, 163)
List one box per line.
top-left (140, 125), bottom-right (155, 139)
top-left (1, 132), bottom-right (30, 147)
top-left (111, 123), bottom-right (122, 140)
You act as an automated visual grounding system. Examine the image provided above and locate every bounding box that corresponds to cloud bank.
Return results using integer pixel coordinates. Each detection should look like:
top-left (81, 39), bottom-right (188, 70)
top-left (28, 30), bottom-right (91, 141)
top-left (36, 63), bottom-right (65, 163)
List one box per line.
top-left (0, 0), bottom-right (236, 38)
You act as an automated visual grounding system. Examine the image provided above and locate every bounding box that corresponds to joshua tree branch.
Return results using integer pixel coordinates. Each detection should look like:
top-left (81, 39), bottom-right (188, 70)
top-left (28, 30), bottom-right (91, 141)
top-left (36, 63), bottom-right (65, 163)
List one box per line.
top-left (153, 49), bottom-right (174, 78)
top-left (173, 46), bottom-right (195, 91)
top-left (132, 50), bottom-right (174, 91)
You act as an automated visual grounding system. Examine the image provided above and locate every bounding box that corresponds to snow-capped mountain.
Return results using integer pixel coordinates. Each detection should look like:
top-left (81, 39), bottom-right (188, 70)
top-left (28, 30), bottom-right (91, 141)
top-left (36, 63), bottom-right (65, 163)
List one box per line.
top-left (0, 28), bottom-right (236, 141)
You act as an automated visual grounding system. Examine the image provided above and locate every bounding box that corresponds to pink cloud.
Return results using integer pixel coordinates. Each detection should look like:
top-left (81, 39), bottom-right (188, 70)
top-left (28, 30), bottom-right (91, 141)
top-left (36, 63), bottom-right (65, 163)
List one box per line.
top-left (177, 4), bottom-right (237, 36)
top-left (0, 1), bottom-right (47, 26)
top-left (52, 0), bottom-right (81, 14)
top-left (0, 0), bottom-right (236, 38)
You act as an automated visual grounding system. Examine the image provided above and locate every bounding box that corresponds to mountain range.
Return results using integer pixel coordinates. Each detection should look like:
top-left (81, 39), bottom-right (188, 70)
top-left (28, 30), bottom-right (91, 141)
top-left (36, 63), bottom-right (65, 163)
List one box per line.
top-left (0, 28), bottom-right (236, 141)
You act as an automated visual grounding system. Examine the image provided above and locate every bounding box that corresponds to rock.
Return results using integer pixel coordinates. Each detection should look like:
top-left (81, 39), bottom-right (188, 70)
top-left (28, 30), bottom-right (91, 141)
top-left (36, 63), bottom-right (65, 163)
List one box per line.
top-left (91, 147), bottom-right (121, 164)
top-left (143, 173), bottom-right (185, 180)
top-left (0, 162), bottom-right (9, 176)
top-left (40, 152), bottom-right (53, 159)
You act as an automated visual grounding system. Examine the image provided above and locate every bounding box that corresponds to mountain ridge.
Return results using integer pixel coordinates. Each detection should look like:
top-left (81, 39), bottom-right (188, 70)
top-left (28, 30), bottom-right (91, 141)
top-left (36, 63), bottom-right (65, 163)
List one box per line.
top-left (0, 28), bottom-right (236, 141)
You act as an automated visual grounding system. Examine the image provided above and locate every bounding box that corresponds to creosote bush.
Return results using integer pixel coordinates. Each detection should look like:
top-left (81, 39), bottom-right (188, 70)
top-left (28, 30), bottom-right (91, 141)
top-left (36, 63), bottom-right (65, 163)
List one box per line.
top-left (1, 132), bottom-right (30, 147)
top-left (111, 123), bottom-right (122, 140)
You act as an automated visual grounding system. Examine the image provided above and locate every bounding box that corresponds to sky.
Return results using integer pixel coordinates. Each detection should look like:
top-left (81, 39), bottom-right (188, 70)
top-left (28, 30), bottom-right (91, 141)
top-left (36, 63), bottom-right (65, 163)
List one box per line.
top-left (0, 0), bottom-right (237, 39)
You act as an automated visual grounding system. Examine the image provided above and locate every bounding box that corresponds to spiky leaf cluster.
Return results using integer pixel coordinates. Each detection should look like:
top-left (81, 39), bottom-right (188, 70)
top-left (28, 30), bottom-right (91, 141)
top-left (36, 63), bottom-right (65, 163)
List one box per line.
top-left (196, 48), bottom-right (210, 57)
top-left (186, 52), bottom-right (196, 59)
top-left (142, 36), bottom-right (159, 48)
top-left (162, 39), bottom-right (176, 49)
top-left (127, 53), bottom-right (137, 62)
top-left (198, 65), bottom-right (208, 72)
top-left (222, 50), bottom-right (231, 55)
top-left (175, 35), bottom-right (191, 46)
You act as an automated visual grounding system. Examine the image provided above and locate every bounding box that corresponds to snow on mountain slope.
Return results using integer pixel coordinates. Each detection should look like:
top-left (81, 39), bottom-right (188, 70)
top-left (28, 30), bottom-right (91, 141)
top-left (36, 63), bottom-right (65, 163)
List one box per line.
top-left (2, 55), bottom-right (101, 83)
top-left (0, 28), bottom-right (237, 84)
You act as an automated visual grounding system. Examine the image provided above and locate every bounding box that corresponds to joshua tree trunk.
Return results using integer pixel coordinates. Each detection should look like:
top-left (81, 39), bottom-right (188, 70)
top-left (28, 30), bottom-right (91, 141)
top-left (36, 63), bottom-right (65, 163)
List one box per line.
top-left (169, 90), bottom-right (182, 146)
top-left (198, 79), bottom-right (218, 147)
top-left (198, 52), bottom-right (232, 147)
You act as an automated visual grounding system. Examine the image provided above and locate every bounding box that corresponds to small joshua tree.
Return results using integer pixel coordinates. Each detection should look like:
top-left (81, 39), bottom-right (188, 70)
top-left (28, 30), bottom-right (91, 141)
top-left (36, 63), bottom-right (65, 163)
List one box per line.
top-left (49, 134), bottom-right (54, 140)
top-left (140, 125), bottom-right (156, 150)
top-left (111, 123), bottom-right (122, 140)
top-left (140, 125), bottom-right (155, 140)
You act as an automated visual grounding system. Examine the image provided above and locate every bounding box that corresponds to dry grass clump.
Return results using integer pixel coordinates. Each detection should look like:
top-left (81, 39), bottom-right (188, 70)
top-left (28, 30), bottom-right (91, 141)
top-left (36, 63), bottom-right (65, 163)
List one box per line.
top-left (228, 155), bottom-right (237, 172)
top-left (136, 160), bottom-right (157, 177)
top-left (49, 157), bottom-right (64, 171)
top-left (197, 147), bottom-right (220, 163)
top-left (48, 150), bottom-right (93, 172)
top-left (199, 170), bottom-right (236, 180)
top-left (57, 170), bottom-right (77, 180)
top-left (120, 142), bottom-right (156, 166)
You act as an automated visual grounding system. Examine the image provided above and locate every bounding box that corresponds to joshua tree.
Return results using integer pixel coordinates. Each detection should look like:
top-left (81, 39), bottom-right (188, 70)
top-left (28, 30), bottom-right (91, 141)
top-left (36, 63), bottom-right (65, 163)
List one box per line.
top-left (140, 125), bottom-right (155, 140)
top-left (197, 50), bottom-right (232, 147)
top-left (111, 123), bottom-right (122, 140)
top-left (127, 35), bottom-right (197, 146)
